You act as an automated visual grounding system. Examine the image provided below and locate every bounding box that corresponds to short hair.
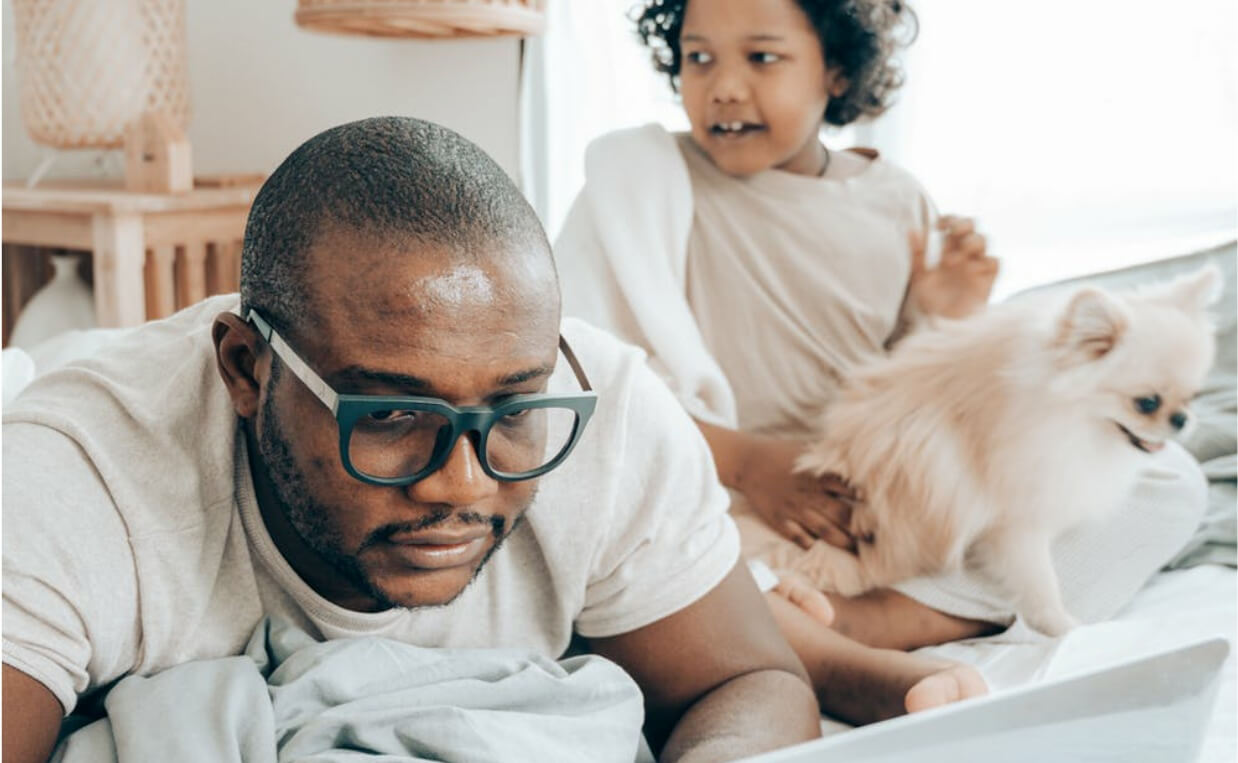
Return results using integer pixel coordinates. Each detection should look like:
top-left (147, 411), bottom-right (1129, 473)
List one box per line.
top-left (634, 0), bottom-right (918, 126)
top-left (239, 116), bottom-right (549, 336)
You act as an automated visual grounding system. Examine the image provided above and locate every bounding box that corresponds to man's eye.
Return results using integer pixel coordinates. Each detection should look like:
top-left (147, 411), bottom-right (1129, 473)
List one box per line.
top-left (366, 409), bottom-right (415, 423)
top-left (502, 408), bottom-right (533, 422)
top-left (750, 52), bottom-right (780, 64)
top-left (685, 50), bottom-right (713, 65)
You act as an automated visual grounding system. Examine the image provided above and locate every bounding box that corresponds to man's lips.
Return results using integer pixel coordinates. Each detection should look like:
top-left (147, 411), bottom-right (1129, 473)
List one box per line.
top-left (379, 530), bottom-right (491, 569)
top-left (388, 529), bottom-right (490, 546)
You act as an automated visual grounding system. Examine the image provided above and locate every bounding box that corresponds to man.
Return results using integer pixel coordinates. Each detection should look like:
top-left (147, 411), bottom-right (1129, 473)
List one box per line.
top-left (2, 117), bottom-right (820, 762)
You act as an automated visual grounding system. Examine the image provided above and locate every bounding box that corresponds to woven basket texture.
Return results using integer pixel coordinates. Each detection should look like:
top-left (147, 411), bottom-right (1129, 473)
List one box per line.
top-left (295, 0), bottom-right (546, 38)
top-left (12, 0), bottom-right (191, 149)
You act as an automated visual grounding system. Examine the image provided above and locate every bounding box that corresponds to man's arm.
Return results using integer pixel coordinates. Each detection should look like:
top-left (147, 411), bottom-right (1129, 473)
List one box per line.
top-left (3, 665), bottom-right (63, 763)
top-left (587, 562), bottom-right (820, 762)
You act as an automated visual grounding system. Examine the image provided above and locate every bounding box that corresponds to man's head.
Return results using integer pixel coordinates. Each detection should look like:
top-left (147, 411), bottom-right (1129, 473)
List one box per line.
top-left (214, 117), bottom-right (562, 612)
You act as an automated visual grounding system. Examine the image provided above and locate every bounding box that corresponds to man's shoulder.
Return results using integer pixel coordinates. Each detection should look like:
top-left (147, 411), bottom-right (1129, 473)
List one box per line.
top-left (3, 295), bottom-right (243, 535)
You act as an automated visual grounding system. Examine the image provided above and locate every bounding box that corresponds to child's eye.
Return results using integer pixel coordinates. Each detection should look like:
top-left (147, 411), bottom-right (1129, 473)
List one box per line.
top-left (750, 52), bottom-right (781, 64)
top-left (684, 50), bottom-right (713, 65)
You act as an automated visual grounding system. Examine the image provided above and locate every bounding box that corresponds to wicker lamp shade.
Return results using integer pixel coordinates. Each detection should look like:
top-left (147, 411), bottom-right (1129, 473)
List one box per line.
top-left (12, 0), bottom-right (191, 150)
top-left (295, 0), bottom-right (546, 39)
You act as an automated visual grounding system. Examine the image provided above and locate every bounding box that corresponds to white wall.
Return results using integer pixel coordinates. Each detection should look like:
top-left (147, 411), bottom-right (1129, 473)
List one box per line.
top-left (2, 0), bottom-right (522, 181)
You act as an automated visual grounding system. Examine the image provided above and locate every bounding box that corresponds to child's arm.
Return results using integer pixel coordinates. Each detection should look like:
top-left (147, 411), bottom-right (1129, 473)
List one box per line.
top-left (696, 420), bottom-right (856, 550)
top-left (888, 216), bottom-right (1000, 347)
top-left (764, 591), bottom-right (990, 724)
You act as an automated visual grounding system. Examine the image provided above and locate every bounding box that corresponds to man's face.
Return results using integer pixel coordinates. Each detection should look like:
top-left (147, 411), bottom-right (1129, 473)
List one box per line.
top-left (253, 227), bottom-right (561, 610)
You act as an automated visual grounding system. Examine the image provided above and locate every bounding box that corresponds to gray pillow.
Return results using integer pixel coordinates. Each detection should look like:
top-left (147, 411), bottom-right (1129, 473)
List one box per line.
top-left (1017, 241), bottom-right (1236, 568)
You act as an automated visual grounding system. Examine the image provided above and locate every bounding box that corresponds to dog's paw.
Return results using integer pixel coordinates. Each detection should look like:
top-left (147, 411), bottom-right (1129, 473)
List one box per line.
top-left (1023, 607), bottom-right (1080, 637)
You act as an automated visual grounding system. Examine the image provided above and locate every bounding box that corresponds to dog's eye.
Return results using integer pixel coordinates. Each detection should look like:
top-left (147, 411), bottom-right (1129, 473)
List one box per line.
top-left (1134, 395), bottom-right (1161, 414)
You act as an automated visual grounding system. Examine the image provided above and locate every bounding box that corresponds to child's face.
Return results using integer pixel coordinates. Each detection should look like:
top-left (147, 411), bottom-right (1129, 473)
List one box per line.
top-left (678, 0), bottom-right (845, 177)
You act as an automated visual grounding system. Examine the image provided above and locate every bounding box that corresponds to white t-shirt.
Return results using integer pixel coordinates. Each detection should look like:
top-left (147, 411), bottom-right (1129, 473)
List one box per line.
top-left (2, 295), bottom-right (740, 715)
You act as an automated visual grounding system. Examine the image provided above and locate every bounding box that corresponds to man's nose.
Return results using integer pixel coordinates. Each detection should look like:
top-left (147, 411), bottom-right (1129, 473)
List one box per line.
top-left (406, 433), bottom-right (499, 506)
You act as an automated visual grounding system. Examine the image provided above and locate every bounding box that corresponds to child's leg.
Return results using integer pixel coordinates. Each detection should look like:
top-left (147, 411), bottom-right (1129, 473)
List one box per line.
top-left (764, 592), bottom-right (988, 725)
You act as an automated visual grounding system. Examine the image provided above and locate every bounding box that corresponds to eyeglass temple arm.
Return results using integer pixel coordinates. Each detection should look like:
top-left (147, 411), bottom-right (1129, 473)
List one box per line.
top-left (558, 336), bottom-right (592, 392)
top-left (246, 309), bottom-right (340, 414)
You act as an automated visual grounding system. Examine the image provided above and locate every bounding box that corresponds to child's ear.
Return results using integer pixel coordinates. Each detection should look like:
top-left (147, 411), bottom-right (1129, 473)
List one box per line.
top-left (1055, 287), bottom-right (1129, 362)
top-left (826, 67), bottom-right (849, 98)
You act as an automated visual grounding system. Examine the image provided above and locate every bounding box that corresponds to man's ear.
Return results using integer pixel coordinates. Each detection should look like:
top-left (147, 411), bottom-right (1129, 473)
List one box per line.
top-left (213, 312), bottom-right (265, 419)
top-left (1055, 287), bottom-right (1130, 363)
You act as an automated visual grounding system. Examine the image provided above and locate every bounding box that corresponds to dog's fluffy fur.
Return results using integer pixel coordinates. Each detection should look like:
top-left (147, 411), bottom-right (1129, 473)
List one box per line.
top-left (782, 267), bottom-right (1221, 636)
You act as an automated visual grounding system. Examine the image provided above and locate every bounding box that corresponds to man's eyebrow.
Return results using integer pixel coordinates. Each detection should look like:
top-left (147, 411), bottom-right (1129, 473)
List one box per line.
top-left (498, 365), bottom-right (555, 387)
top-left (325, 364), bottom-right (556, 393)
top-left (329, 366), bottom-right (431, 391)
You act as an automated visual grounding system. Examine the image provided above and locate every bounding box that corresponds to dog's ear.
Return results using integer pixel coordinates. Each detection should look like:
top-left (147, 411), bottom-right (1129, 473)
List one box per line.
top-left (1055, 287), bottom-right (1129, 361)
top-left (1155, 265), bottom-right (1224, 315)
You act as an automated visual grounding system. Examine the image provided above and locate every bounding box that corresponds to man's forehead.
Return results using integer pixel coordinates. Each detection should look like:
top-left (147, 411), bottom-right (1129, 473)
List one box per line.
top-left (308, 229), bottom-right (557, 315)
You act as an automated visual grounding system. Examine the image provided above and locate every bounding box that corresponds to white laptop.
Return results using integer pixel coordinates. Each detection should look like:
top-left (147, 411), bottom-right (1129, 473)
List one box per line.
top-left (741, 637), bottom-right (1230, 763)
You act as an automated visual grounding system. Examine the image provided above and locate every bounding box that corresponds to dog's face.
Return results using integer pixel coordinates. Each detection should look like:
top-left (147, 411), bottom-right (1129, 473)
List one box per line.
top-left (1053, 267), bottom-right (1221, 454)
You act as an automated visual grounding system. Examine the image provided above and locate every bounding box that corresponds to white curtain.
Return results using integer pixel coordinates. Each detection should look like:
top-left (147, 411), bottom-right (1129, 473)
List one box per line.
top-left (524, 0), bottom-right (1237, 295)
top-left (521, 0), bottom-right (687, 241)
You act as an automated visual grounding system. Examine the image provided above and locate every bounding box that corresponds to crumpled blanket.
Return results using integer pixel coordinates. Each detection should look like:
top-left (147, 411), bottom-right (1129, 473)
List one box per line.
top-left (51, 617), bottom-right (646, 763)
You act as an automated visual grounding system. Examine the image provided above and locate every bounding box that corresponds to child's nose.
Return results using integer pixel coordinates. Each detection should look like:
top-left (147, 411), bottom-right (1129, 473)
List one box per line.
top-left (709, 64), bottom-right (748, 103)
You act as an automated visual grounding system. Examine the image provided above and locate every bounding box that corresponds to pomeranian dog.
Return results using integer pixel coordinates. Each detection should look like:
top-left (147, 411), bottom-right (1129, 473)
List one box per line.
top-left (782, 266), bottom-right (1220, 636)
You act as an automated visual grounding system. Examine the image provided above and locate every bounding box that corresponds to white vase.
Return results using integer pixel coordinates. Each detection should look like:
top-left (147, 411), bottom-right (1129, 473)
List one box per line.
top-left (8, 254), bottom-right (98, 351)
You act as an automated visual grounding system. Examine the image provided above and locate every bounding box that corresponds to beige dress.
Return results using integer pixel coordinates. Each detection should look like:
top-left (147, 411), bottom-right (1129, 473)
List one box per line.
top-left (677, 134), bottom-right (929, 438)
top-left (676, 134), bottom-right (934, 569)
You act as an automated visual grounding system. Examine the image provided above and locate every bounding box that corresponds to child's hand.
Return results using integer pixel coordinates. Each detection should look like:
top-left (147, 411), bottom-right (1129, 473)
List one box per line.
top-left (740, 436), bottom-right (857, 551)
top-left (907, 216), bottom-right (1000, 319)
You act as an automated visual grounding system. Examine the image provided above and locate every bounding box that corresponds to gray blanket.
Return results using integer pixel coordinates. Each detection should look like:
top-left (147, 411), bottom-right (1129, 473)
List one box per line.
top-left (52, 618), bottom-right (646, 763)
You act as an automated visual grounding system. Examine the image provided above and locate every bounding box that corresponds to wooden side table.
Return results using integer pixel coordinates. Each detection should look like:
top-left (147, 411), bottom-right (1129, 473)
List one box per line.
top-left (2, 177), bottom-right (262, 333)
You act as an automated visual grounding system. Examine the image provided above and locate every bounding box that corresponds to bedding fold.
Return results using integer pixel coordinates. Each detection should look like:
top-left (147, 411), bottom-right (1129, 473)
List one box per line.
top-left (51, 617), bottom-right (645, 763)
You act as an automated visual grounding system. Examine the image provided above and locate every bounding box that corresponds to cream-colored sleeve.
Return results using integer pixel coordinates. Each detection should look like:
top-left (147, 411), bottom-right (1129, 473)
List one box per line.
top-left (554, 193), bottom-right (652, 355)
top-left (554, 126), bottom-right (738, 428)
top-left (1, 423), bottom-right (142, 714)
top-left (571, 337), bottom-right (740, 639)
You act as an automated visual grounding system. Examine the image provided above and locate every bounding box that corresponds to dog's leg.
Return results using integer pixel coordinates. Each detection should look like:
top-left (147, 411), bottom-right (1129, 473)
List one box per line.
top-left (973, 530), bottom-right (1078, 637)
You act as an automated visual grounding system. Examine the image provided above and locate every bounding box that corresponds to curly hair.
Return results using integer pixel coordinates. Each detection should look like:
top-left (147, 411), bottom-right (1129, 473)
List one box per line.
top-left (634, 0), bottom-right (918, 126)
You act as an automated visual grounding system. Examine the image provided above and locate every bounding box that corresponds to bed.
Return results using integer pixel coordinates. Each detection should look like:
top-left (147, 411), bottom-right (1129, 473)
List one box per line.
top-left (4, 243), bottom-right (1235, 761)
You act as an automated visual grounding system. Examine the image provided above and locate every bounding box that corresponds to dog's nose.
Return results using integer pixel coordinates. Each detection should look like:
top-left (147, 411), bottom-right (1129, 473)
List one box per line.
top-left (1169, 411), bottom-right (1188, 430)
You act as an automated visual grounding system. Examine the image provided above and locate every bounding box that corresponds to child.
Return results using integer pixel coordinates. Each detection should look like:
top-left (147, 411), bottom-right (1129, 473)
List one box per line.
top-left (554, 0), bottom-right (1207, 723)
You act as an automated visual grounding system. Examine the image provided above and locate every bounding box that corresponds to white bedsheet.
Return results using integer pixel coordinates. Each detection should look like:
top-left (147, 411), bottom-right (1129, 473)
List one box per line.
top-left (820, 565), bottom-right (1237, 761)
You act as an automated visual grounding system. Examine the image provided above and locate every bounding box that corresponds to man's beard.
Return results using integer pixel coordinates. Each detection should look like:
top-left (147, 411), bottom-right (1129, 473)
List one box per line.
top-left (255, 364), bottom-right (532, 610)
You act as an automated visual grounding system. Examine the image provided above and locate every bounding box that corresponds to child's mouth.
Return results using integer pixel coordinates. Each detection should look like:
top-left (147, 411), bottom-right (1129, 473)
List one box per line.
top-left (709, 121), bottom-right (766, 138)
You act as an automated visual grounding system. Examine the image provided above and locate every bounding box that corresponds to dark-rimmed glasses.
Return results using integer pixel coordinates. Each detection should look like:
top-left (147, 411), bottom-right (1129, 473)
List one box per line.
top-left (246, 309), bottom-right (597, 487)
